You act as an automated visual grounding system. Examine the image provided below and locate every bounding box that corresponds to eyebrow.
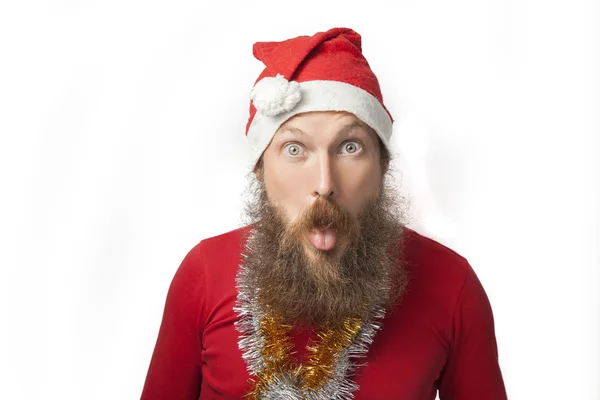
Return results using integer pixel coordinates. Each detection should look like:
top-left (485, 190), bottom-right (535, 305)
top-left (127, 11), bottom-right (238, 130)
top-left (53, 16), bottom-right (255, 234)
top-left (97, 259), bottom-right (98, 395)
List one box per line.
top-left (277, 120), bottom-right (367, 139)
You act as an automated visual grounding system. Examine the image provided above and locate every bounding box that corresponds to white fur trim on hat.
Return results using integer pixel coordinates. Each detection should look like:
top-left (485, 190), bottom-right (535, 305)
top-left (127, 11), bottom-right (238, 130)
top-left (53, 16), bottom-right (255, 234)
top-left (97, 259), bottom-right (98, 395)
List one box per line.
top-left (246, 79), bottom-right (393, 170)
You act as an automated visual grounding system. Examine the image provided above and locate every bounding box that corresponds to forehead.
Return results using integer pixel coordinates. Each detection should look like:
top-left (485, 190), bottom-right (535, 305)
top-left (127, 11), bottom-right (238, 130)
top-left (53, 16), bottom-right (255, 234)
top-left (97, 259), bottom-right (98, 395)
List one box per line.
top-left (275, 111), bottom-right (375, 139)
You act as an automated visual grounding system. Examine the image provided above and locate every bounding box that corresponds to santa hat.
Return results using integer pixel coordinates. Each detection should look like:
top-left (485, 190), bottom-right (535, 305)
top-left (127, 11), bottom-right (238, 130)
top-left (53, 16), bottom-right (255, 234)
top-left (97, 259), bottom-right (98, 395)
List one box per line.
top-left (245, 27), bottom-right (394, 170)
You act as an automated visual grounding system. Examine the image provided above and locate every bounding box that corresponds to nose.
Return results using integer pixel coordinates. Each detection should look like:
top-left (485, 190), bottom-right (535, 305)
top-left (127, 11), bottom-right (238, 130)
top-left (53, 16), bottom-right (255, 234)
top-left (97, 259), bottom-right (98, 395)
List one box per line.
top-left (312, 153), bottom-right (337, 200)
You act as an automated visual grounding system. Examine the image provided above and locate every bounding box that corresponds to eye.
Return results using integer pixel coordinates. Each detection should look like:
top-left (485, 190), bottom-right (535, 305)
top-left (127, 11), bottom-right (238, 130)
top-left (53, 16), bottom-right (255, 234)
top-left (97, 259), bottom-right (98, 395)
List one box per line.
top-left (283, 143), bottom-right (305, 157)
top-left (340, 141), bottom-right (362, 154)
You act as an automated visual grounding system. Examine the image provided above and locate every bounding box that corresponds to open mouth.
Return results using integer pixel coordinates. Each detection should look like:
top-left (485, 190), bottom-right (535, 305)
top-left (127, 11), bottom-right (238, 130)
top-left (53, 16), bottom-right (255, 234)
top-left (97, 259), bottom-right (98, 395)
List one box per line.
top-left (308, 228), bottom-right (337, 251)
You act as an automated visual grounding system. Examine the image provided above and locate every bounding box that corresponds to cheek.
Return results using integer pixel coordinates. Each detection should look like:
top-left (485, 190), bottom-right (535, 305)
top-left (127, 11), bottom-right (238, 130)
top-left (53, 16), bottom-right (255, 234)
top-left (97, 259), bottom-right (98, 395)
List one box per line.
top-left (264, 165), bottom-right (308, 222)
top-left (339, 165), bottom-right (381, 212)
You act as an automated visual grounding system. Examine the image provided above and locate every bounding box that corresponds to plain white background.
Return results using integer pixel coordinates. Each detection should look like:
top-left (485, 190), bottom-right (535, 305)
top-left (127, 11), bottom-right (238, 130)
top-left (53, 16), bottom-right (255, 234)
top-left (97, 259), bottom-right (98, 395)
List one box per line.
top-left (0, 0), bottom-right (598, 399)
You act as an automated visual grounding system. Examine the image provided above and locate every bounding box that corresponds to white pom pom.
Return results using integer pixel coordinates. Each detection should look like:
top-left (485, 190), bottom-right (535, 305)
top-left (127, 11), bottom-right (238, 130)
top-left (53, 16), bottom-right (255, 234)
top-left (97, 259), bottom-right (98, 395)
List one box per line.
top-left (249, 73), bottom-right (301, 117)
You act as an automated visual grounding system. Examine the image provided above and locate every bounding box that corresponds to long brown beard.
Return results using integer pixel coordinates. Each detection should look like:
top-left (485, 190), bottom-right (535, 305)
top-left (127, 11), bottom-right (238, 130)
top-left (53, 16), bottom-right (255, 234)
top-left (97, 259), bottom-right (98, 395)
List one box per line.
top-left (240, 172), bottom-right (411, 329)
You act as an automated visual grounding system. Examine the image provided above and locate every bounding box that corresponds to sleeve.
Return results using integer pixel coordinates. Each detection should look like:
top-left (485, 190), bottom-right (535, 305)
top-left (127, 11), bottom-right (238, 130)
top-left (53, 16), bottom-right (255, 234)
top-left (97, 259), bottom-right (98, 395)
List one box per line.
top-left (140, 243), bottom-right (206, 400)
top-left (438, 264), bottom-right (508, 400)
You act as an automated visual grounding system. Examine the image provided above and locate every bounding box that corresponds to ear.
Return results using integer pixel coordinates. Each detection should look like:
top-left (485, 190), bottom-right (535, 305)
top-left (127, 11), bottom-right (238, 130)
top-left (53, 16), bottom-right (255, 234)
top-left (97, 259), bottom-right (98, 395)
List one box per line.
top-left (382, 158), bottom-right (390, 175)
top-left (254, 169), bottom-right (263, 182)
top-left (253, 161), bottom-right (264, 182)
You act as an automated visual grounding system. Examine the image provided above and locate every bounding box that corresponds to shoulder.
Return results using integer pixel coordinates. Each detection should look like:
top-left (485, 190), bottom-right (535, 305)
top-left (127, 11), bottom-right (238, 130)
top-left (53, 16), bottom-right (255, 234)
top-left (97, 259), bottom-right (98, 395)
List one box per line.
top-left (179, 224), bottom-right (252, 264)
top-left (197, 225), bottom-right (253, 258)
top-left (402, 226), bottom-right (470, 267)
top-left (182, 225), bottom-right (254, 295)
top-left (171, 225), bottom-right (252, 288)
top-left (401, 226), bottom-right (473, 282)
top-left (168, 225), bottom-right (253, 323)
top-left (399, 226), bottom-right (477, 317)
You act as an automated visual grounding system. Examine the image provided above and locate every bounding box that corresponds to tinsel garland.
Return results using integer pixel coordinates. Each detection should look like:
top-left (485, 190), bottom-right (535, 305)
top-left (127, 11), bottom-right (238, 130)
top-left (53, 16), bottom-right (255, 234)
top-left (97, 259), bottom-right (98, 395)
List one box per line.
top-left (234, 231), bottom-right (386, 399)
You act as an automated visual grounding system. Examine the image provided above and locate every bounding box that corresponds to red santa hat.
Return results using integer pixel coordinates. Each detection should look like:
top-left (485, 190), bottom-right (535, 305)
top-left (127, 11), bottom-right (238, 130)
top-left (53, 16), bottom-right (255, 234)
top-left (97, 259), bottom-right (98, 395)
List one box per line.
top-left (245, 27), bottom-right (394, 170)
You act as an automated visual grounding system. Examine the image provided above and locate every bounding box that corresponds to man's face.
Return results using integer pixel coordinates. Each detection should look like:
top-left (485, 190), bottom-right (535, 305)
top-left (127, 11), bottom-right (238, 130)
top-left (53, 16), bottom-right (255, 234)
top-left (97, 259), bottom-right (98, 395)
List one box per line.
top-left (242, 111), bottom-right (407, 329)
top-left (258, 111), bottom-right (386, 260)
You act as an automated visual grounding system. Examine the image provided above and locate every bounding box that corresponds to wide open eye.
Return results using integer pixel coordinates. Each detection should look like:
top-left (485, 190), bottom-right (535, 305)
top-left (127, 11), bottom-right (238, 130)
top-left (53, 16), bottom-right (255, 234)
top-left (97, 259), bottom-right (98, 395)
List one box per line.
top-left (284, 143), bottom-right (305, 156)
top-left (340, 141), bottom-right (362, 154)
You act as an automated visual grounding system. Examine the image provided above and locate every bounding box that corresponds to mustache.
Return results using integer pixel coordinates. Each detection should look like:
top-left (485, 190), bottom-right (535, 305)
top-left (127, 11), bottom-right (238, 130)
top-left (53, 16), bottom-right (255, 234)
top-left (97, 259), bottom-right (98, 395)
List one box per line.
top-left (285, 196), bottom-right (358, 243)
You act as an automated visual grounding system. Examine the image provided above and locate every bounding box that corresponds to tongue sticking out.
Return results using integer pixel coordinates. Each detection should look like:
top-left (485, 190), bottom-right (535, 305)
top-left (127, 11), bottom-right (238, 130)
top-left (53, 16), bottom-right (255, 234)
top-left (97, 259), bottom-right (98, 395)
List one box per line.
top-left (308, 228), bottom-right (337, 251)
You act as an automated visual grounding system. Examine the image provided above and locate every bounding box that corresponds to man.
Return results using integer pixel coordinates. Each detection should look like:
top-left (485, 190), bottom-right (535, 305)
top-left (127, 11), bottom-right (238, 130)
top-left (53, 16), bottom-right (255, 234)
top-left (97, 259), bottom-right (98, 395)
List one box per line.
top-left (140, 27), bottom-right (508, 399)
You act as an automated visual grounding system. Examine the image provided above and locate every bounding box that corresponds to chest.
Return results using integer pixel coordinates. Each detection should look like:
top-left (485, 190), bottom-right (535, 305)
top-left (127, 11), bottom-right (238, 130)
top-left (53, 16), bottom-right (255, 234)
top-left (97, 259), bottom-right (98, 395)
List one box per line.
top-left (199, 302), bottom-right (448, 400)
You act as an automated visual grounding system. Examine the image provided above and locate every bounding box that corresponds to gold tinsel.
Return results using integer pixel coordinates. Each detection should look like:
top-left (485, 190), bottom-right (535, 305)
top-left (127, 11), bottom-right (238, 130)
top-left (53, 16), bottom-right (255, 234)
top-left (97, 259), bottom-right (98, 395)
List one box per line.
top-left (245, 314), bottom-right (296, 398)
top-left (302, 317), bottom-right (362, 390)
top-left (245, 314), bottom-right (363, 398)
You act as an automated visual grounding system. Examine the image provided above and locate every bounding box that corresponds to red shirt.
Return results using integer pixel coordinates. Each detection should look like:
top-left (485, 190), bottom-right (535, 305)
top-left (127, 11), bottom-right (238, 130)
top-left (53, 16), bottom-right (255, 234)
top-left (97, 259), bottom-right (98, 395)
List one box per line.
top-left (140, 225), bottom-right (508, 399)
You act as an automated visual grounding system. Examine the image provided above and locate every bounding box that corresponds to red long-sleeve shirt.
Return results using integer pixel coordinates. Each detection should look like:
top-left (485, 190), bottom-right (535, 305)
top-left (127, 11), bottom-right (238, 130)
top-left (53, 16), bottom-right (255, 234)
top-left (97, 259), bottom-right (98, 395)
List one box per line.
top-left (140, 225), bottom-right (508, 399)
